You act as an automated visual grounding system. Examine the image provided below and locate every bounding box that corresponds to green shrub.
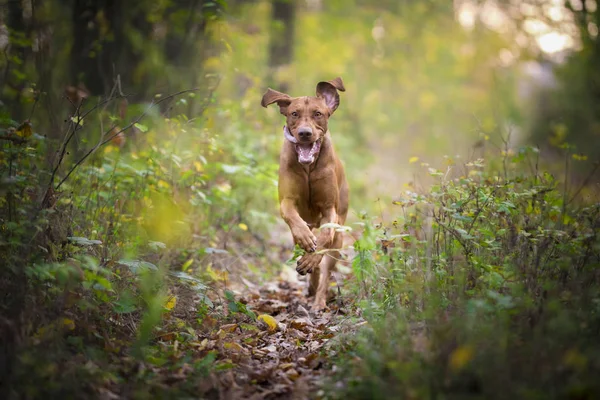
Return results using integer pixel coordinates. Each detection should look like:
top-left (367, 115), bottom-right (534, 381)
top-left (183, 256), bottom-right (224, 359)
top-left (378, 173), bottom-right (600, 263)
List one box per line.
top-left (328, 145), bottom-right (600, 399)
top-left (0, 93), bottom-right (281, 396)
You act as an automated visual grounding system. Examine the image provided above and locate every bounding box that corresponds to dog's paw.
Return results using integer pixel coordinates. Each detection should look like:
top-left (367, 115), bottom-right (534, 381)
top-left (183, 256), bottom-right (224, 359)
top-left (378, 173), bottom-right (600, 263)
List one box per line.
top-left (292, 225), bottom-right (317, 253)
top-left (311, 298), bottom-right (328, 312)
top-left (296, 253), bottom-right (323, 276)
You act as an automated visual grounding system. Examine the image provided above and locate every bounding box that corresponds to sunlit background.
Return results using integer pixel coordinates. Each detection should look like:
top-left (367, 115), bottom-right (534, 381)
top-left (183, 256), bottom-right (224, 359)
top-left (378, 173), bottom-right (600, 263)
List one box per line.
top-left (2, 0), bottom-right (598, 251)
top-left (212, 0), bottom-right (599, 213)
top-left (3, 0), bottom-right (598, 216)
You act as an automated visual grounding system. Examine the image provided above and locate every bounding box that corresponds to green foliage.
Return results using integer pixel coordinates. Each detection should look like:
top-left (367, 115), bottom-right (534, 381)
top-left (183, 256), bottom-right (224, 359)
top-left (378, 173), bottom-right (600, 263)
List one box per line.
top-left (326, 143), bottom-right (600, 398)
top-left (224, 289), bottom-right (257, 320)
top-left (0, 84), bottom-right (281, 395)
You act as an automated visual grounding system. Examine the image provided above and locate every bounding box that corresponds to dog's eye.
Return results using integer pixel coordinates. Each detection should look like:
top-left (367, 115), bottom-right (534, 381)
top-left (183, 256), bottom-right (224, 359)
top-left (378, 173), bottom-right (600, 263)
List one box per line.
top-left (314, 111), bottom-right (322, 118)
top-left (291, 111), bottom-right (299, 117)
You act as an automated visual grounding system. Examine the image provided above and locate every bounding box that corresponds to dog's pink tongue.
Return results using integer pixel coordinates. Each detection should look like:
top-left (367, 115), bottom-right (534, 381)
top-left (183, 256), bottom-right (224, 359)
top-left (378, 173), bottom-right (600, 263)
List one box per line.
top-left (296, 141), bottom-right (321, 164)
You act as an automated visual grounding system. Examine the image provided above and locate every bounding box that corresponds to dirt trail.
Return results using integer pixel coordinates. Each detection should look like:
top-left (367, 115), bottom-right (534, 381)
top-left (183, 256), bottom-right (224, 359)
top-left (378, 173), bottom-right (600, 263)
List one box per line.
top-left (193, 265), bottom-right (355, 400)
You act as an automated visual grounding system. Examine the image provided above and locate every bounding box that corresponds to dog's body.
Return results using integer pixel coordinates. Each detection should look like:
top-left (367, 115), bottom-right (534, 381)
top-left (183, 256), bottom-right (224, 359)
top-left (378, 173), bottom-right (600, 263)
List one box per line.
top-left (261, 77), bottom-right (349, 311)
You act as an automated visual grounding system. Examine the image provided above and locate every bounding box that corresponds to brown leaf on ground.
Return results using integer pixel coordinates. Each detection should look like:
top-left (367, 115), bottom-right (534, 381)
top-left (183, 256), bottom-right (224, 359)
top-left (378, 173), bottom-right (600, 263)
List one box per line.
top-left (95, 265), bottom-right (360, 399)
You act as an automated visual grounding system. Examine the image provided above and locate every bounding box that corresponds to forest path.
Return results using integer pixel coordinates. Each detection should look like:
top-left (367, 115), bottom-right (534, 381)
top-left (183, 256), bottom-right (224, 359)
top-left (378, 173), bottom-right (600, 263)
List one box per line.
top-left (204, 266), bottom-right (355, 399)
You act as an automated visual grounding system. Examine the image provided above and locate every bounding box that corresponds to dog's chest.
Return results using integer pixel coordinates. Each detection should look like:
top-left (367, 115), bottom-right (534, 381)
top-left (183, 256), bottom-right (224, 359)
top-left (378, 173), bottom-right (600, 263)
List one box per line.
top-left (296, 170), bottom-right (332, 223)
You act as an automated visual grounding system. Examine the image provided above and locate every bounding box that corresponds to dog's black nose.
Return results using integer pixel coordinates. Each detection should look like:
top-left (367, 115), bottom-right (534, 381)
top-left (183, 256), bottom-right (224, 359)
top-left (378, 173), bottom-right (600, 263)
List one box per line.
top-left (297, 127), bottom-right (313, 139)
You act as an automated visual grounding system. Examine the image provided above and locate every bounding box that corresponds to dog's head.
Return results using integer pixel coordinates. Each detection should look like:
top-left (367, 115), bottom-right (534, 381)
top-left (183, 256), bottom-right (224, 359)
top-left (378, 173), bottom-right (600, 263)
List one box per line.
top-left (261, 77), bottom-right (345, 165)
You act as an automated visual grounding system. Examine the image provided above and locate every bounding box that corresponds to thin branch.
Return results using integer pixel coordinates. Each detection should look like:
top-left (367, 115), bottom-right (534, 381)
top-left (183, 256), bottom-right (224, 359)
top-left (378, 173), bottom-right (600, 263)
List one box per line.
top-left (55, 88), bottom-right (200, 190)
top-left (43, 84), bottom-right (129, 207)
top-left (466, 184), bottom-right (505, 235)
top-left (45, 99), bottom-right (85, 198)
top-left (567, 161), bottom-right (600, 206)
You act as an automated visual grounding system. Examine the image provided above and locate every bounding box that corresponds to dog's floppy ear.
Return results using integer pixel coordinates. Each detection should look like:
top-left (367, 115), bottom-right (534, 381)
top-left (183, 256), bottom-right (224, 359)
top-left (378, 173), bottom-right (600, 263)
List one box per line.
top-left (261, 88), bottom-right (292, 115)
top-left (316, 77), bottom-right (345, 114)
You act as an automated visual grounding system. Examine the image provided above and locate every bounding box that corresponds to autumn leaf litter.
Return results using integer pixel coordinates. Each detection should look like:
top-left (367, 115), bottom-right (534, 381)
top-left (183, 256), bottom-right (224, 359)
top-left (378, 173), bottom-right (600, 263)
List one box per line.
top-left (142, 264), bottom-right (364, 399)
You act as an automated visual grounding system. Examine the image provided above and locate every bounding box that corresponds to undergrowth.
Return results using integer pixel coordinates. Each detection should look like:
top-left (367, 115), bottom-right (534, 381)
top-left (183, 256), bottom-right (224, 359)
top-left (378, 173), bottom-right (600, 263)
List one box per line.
top-left (327, 145), bottom-right (600, 399)
top-left (0, 92), bottom-right (283, 397)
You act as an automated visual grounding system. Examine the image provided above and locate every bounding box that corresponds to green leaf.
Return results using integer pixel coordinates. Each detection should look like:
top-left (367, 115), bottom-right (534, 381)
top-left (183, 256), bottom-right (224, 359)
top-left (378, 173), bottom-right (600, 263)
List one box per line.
top-left (113, 291), bottom-right (138, 314)
top-left (455, 228), bottom-right (474, 240)
top-left (118, 259), bottom-right (158, 274)
top-left (68, 237), bottom-right (103, 246)
top-left (224, 290), bottom-right (236, 302)
top-left (148, 241), bottom-right (167, 250)
top-left (199, 294), bottom-right (213, 308)
top-left (215, 361), bottom-right (235, 371)
top-left (195, 351), bottom-right (217, 374)
top-left (228, 301), bottom-right (239, 313)
top-left (168, 271), bottom-right (207, 289)
top-left (451, 213), bottom-right (473, 223)
top-left (93, 276), bottom-right (113, 291)
top-left (134, 123), bottom-right (148, 133)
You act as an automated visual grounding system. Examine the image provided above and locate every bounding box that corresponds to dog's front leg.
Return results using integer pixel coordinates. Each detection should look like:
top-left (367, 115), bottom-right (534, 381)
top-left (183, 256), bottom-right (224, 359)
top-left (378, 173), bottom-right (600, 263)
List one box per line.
top-left (296, 208), bottom-right (337, 275)
top-left (280, 198), bottom-right (317, 253)
top-left (316, 207), bottom-right (337, 248)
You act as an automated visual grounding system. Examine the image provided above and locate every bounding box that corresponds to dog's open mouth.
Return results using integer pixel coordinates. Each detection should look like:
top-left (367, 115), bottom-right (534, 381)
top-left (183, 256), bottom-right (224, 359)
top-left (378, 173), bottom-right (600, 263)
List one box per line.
top-left (295, 140), bottom-right (321, 165)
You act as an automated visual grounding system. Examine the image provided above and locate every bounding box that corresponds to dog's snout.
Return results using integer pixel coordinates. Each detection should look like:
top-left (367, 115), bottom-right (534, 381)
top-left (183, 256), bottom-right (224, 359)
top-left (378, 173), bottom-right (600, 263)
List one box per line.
top-left (297, 127), bottom-right (313, 139)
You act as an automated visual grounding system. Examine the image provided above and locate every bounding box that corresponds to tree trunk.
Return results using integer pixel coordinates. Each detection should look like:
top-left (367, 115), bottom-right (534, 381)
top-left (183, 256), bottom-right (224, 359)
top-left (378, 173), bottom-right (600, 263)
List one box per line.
top-left (5, 0), bottom-right (28, 120)
top-left (268, 0), bottom-right (295, 92)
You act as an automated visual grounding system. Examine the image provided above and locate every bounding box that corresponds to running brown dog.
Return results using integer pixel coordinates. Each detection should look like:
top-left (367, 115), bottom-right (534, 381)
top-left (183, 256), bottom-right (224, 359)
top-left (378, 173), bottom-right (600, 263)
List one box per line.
top-left (261, 77), bottom-right (349, 311)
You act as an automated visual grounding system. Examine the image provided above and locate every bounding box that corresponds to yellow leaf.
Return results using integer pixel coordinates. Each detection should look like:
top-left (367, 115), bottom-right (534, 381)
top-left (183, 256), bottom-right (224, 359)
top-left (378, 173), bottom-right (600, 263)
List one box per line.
top-left (16, 121), bottom-right (32, 137)
top-left (563, 349), bottom-right (587, 370)
top-left (258, 314), bottom-right (278, 332)
top-left (572, 153), bottom-right (588, 161)
top-left (206, 265), bottom-right (228, 282)
top-left (449, 345), bottom-right (474, 371)
top-left (220, 323), bottom-right (238, 333)
top-left (164, 295), bottom-right (177, 311)
top-left (224, 342), bottom-right (245, 352)
top-left (62, 318), bottom-right (75, 331)
top-left (409, 156), bottom-right (419, 164)
top-left (238, 223), bottom-right (248, 231)
top-left (182, 258), bottom-right (194, 271)
top-left (203, 57), bottom-right (221, 71)
top-left (193, 161), bottom-right (204, 172)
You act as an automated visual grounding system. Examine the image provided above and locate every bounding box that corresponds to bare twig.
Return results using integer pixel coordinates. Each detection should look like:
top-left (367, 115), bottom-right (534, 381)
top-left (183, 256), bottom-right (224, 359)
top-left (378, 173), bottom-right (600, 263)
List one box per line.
top-left (55, 88), bottom-right (201, 190)
top-left (43, 86), bottom-right (129, 207)
top-left (567, 161), bottom-right (600, 206)
top-left (466, 184), bottom-right (505, 235)
top-left (560, 150), bottom-right (570, 226)
top-left (44, 98), bottom-right (85, 202)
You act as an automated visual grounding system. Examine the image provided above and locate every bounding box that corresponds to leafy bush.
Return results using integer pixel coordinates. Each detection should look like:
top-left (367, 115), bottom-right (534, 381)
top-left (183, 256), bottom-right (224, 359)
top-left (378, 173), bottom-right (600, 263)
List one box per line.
top-left (327, 145), bottom-right (600, 399)
top-left (0, 91), bottom-right (282, 396)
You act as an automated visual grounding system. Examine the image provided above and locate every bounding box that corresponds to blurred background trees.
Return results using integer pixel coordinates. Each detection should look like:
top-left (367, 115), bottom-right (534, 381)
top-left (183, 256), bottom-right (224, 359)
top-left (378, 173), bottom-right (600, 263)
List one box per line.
top-left (2, 0), bottom-right (598, 181)
top-left (1, 0), bottom-right (224, 124)
top-left (1, 1), bottom-right (598, 279)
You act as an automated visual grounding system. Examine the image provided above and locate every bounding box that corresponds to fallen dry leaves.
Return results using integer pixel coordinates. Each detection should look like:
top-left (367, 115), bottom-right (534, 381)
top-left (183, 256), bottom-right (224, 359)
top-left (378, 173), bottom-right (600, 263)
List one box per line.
top-left (200, 276), bottom-right (346, 399)
top-left (98, 267), bottom-right (361, 399)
